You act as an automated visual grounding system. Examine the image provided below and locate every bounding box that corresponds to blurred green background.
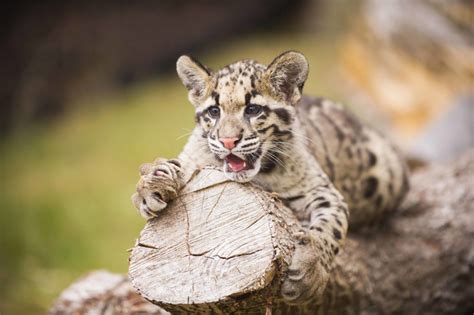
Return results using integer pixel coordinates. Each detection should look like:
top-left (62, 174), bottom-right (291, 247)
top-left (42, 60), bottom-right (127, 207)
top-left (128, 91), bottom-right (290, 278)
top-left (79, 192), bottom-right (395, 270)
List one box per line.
top-left (1, 0), bottom-right (471, 313)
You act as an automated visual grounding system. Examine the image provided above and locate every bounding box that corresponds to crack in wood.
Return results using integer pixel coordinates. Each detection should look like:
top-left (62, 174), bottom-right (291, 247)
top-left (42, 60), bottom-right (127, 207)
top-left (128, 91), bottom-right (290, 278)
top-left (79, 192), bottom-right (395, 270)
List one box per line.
top-left (187, 248), bottom-right (263, 260)
top-left (136, 242), bottom-right (159, 250)
top-left (180, 195), bottom-right (220, 257)
top-left (205, 183), bottom-right (228, 223)
top-left (213, 248), bottom-right (263, 260)
top-left (245, 212), bottom-right (266, 230)
top-left (178, 196), bottom-right (192, 257)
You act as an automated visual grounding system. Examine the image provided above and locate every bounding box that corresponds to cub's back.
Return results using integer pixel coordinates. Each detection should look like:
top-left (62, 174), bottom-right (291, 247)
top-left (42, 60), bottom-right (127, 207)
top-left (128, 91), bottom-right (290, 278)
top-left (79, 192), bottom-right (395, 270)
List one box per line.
top-left (296, 96), bottom-right (409, 227)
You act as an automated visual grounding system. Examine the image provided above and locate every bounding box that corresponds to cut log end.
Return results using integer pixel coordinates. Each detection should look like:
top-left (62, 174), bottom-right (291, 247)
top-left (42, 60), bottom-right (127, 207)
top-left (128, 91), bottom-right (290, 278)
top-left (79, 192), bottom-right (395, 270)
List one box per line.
top-left (128, 168), bottom-right (299, 312)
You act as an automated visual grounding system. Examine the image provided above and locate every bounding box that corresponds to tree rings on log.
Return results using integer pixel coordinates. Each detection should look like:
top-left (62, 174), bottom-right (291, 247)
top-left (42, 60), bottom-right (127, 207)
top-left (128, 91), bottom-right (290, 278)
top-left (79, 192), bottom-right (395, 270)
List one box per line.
top-left (129, 168), bottom-right (298, 313)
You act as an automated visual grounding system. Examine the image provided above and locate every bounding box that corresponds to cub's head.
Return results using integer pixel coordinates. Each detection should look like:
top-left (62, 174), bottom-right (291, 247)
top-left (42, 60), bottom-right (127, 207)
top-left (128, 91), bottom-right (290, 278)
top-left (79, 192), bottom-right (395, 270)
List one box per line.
top-left (176, 51), bottom-right (309, 182)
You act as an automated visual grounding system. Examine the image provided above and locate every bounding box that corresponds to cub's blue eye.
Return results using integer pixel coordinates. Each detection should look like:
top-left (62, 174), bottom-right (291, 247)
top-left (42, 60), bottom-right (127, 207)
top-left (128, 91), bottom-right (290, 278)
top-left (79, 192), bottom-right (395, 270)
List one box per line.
top-left (245, 104), bottom-right (262, 116)
top-left (207, 106), bottom-right (220, 118)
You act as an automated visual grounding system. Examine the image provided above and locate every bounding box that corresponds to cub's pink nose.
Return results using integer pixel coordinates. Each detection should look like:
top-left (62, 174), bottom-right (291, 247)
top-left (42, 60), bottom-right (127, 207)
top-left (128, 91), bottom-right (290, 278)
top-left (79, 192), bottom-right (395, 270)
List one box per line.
top-left (219, 137), bottom-right (239, 150)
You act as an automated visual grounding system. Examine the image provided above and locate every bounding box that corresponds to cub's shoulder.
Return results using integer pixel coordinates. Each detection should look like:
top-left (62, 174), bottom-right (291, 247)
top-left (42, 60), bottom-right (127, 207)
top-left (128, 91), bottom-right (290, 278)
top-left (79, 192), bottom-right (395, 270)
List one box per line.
top-left (297, 95), bottom-right (347, 113)
top-left (296, 95), bottom-right (363, 132)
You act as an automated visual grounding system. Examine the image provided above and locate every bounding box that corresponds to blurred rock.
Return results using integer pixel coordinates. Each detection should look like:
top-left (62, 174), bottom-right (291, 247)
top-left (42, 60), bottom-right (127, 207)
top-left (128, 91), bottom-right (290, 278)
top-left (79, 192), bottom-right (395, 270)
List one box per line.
top-left (341, 0), bottom-right (473, 143)
top-left (410, 94), bottom-right (473, 162)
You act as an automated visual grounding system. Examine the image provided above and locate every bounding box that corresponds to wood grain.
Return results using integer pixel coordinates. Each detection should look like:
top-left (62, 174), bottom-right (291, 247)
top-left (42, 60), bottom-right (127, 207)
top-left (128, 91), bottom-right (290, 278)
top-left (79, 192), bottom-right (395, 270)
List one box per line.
top-left (128, 168), bottom-right (299, 312)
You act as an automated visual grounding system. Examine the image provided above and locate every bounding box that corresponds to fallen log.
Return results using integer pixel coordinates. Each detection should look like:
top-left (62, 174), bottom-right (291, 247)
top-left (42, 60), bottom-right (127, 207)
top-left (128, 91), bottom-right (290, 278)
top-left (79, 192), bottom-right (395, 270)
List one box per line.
top-left (49, 151), bottom-right (474, 314)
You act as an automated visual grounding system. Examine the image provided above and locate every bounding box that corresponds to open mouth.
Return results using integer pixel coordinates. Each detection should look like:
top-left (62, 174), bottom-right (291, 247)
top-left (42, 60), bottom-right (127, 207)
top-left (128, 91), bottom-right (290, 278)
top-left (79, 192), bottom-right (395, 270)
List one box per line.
top-left (224, 154), bottom-right (254, 173)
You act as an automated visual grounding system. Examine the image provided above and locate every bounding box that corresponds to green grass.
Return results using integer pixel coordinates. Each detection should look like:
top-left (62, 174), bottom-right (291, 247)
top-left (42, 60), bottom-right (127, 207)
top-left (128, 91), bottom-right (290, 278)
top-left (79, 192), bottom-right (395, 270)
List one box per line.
top-left (0, 33), bottom-right (346, 313)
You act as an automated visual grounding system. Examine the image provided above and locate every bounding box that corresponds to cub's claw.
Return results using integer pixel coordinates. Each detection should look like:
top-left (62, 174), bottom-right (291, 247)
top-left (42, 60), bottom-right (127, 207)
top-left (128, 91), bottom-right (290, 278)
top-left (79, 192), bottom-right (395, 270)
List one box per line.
top-left (132, 159), bottom-right (184, 220)
top-left (132, 192), bottom-right (167, 220)
top-left (281, 229), bottom-right (330, 305)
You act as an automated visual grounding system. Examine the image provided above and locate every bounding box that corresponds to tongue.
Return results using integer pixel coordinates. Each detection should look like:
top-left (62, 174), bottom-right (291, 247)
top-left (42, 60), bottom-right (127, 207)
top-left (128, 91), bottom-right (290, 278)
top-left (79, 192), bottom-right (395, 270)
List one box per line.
top-left (225, 155), bottom-right (247, 172)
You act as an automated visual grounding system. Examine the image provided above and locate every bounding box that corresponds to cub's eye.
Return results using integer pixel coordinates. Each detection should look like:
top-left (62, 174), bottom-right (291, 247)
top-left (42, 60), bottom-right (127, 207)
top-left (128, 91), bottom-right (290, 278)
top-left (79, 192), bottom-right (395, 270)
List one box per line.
top-left (244, 104), bottom-right (262, 116)
top-left (207, 106), bottom-right (220, 118)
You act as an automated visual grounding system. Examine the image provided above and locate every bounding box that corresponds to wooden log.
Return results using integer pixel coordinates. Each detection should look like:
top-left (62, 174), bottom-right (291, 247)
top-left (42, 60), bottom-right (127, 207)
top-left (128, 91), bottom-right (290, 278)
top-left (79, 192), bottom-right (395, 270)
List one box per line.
top-left (50, 152), bottom-right (474, 314)
top-left (47, 270), bottom-right (168, 315)
top-left (128, 168), bottom-right (300, 313)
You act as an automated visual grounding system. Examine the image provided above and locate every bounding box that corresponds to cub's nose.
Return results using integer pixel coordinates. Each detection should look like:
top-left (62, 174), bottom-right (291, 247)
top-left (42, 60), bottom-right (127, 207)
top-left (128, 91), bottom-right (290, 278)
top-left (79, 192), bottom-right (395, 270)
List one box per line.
top-left (219, 137), bottom-right (239, 150)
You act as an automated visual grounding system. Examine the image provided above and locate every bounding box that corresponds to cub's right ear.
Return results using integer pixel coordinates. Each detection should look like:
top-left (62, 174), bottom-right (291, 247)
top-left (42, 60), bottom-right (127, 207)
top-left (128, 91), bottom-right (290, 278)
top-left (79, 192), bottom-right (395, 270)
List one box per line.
top-left (176, 55), bottom-right (212, 104)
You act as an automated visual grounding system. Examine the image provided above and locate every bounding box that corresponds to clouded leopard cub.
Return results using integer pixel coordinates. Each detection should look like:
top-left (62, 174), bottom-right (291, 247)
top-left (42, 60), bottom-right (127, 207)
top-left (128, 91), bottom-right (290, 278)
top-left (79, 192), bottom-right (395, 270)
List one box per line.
top-left (132, 51), bottom-right (409, 304)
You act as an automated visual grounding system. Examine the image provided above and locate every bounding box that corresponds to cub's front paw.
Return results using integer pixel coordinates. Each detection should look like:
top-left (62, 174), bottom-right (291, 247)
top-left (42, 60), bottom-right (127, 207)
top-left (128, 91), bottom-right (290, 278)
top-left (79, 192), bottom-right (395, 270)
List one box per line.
top-left (131, 159), bottom-right (184, 220)
top-left (132, 192), bottom-right (166, 220)
top-left (281, 229), bottom-right (330, 305)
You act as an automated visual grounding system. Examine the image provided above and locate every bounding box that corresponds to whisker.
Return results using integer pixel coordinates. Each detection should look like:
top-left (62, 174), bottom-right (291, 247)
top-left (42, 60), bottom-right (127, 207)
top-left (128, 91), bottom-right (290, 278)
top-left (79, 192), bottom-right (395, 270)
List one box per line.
top-left (176, 130), bottom-right (194, 140)
top-left (260, 140), bottom-right (296, 161)
top-left (290, 130), bottom-right (319, 147)
top-left (265, 151), bottom-right (290, 173)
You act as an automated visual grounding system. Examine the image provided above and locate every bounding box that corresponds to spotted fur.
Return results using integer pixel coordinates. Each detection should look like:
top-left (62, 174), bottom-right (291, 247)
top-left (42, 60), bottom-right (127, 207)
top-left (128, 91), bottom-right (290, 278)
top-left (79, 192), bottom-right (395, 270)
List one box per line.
top-left (132, 51), bottom-right (409, 305)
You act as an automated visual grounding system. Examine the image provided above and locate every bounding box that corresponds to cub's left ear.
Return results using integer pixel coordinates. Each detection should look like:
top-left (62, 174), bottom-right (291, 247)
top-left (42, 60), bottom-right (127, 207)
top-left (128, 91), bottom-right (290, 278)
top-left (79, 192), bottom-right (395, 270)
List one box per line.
top-left (264, 51), bottom-right (309, 104)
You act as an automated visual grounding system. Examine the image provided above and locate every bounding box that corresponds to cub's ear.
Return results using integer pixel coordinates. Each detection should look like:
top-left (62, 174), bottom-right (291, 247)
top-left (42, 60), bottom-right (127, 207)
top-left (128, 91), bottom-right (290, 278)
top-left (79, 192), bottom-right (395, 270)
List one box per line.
top-left (176, 55), bottom-right (212, 104)
top-left (264, 51), bottom-right (309, 104)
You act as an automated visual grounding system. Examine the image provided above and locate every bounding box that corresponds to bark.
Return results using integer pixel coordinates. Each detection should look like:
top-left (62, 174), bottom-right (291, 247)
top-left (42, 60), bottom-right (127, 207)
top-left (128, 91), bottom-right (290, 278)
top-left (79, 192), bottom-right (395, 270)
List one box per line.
top-left (50, 151), bottom-right (474, 314)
